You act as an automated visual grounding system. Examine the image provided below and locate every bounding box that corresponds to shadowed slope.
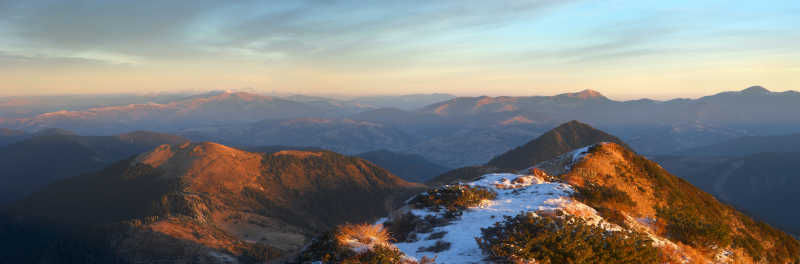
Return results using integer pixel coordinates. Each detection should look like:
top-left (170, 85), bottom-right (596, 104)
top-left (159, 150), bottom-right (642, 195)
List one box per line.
top-left (0, 130), bottom-right (189, 204)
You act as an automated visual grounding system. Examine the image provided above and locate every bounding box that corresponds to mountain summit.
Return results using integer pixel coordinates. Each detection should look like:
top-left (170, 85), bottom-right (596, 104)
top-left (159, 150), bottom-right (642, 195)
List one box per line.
top-left (741, 85), bottom-right (770, 94)
top-left (487, 120), bottom-right (628, 170)
top-left (557, 89), bottom-right (607, 99)
top-left (3, 142), bottom-right (424, 263)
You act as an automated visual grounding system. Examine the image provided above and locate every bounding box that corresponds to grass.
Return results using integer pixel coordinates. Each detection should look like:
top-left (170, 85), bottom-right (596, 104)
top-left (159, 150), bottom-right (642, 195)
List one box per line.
top-left (335, 223), bottom-right (392, 249)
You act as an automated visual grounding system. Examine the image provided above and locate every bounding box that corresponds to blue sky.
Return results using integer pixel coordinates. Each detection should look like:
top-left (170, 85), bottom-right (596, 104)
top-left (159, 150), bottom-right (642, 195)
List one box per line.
top-left (0, 0), bottom-right (797, 99)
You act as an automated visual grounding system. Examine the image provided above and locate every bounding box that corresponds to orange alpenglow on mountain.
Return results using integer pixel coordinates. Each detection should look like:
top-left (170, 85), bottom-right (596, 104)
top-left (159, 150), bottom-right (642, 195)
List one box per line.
top-left (5, 142), bottom-right (424, 263)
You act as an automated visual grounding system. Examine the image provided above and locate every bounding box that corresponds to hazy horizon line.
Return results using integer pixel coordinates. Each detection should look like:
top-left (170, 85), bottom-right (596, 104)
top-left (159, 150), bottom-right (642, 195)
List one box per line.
top-left (1, 85), bottom-right (795, 102)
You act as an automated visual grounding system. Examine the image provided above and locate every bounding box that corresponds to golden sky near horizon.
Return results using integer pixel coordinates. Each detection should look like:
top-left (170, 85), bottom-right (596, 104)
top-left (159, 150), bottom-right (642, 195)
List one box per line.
top-left (0, 1), bottom-right (797, 100)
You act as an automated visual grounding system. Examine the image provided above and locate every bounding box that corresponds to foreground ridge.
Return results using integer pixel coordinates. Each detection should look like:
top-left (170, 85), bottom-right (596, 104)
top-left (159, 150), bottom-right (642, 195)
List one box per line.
top-left (312, 143), bottom-right (800, 263)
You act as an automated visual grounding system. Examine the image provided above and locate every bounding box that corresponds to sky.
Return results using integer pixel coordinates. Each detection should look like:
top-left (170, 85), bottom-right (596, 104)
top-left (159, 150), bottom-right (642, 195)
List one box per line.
top-left (0, 0), bottom-right (798, 100)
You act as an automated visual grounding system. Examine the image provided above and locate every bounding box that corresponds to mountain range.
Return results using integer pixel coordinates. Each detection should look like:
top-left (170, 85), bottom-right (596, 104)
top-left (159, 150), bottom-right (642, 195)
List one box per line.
top-left (4, 86), bottom-right (800, 168)
top-left (0, 93), bottom-right (192, 119)
top-left (0, 91), bottom-right (371, 134)
top-left (1, 120), bottom-right (798, 263)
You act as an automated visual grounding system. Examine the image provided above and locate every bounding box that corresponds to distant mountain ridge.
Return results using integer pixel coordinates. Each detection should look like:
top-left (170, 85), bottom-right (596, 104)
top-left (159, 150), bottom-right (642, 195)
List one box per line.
top-left (1, 91), bottom-right (371, 134)
top-left (414, 86), bottom-right (800, 156)
top-left (0, 130), bottom-right (189, 204)
top-left (0, 128), bottom-right (27, 146)
top-left (5, 86), bottom-right (800, 168)
top-left (185, 118), bottom-right (418, 155)
top-left (348, 93), bottom-right (456, 110)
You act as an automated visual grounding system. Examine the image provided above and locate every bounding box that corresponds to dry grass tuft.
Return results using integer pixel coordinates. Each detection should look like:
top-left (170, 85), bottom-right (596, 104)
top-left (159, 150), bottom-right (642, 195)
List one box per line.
top-left (335, 223), bottom-right (392, 250)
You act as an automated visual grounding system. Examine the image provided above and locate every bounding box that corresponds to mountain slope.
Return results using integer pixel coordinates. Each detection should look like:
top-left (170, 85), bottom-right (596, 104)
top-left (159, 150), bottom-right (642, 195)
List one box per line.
top-left (656, 152), bottom-right (800, 236)
top-left (487, 120), bottom-right (629, 170)
top-left (2, 142), bottom-right (425, 263)
top-left (672, 133), bottom-right (800, 157)
top-left (354, 143), bottom-right (800, 263)
top-left (349, 93), bottom-right (456, 110)
top-left (246, 146), bottom-right (448, 183)
top-left (654, 132), bottom-right (800, 235)
top-left (0, 130), bottom-right (189, 204)
top-left (184, 118), bottom-right (418, 155)
top-left (355, 149), bottom-right (450, 182)
top-left (0, 128), bottom-right (27, 146)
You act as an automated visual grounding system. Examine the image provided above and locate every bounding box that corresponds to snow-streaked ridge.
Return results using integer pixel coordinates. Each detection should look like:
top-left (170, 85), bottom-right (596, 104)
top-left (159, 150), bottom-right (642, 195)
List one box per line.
top-left (365, 143), bottom-right (746, 263)
top-left (389, 171), bottom-right (619, 263)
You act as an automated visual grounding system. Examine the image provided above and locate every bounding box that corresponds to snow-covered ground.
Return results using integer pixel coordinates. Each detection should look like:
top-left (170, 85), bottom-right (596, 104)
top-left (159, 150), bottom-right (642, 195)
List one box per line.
top-left (392, 169), bottom-right (610, 263)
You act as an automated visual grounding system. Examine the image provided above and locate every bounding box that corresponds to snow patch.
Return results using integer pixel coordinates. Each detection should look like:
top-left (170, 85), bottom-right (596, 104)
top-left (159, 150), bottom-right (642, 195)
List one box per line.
top-left (571, 145), bottom-right (591, 164)
top-left (390, 173), bottom-right (618, 263)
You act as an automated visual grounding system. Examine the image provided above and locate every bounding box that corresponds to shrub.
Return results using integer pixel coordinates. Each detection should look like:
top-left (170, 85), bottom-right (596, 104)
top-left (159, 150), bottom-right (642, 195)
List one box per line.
top-left (656, 206), bottom-right (731, 249)
top-left (299, 231), bottom-right (341, 263)
top-left (417, 240), bottom-right (451, 253)
top-left (345, 244), bottom-right (407, 264)
top-left (594, 206), bottom-right (629, 229)
top-left (410, 185), bottom-right (496, 212)
top-left (476, 213), bottom-right (661, 264)
top-left (238, 243), bottom-right (283, 263)
top-left (383, 213), bottom-right (423, 242)
top-left (573, 183), bottom-right (636, 208)
top-left (733, 234), bottom-right (763, 262)
top-left (735, 214), bottom-right (800, 263)
top-left (299, 223), bottom-right (435, 264)
top-left (426, 231), bottom-right (447, 240)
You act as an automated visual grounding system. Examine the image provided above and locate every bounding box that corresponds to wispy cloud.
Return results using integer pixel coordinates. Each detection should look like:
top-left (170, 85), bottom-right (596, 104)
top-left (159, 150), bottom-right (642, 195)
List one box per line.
top-left (0, 0), bottom-right (580, 67)
top-left (0, 50), bottom-right (136, 68)
top-left (0, 0), bottom-right (798, 96)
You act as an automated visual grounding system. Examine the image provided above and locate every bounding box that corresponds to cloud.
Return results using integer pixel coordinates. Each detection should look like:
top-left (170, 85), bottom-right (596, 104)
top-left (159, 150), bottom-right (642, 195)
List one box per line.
top-left (0, 0), bottom-right (232, 59)
top-left (0, 0), bottom-right (797, 90)
top-left (0, 0), bottom-right (579, 68)
top-left (0, 50), bottom-right (134, 68)
top-left (226, 1), bottom-right (575, 58)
